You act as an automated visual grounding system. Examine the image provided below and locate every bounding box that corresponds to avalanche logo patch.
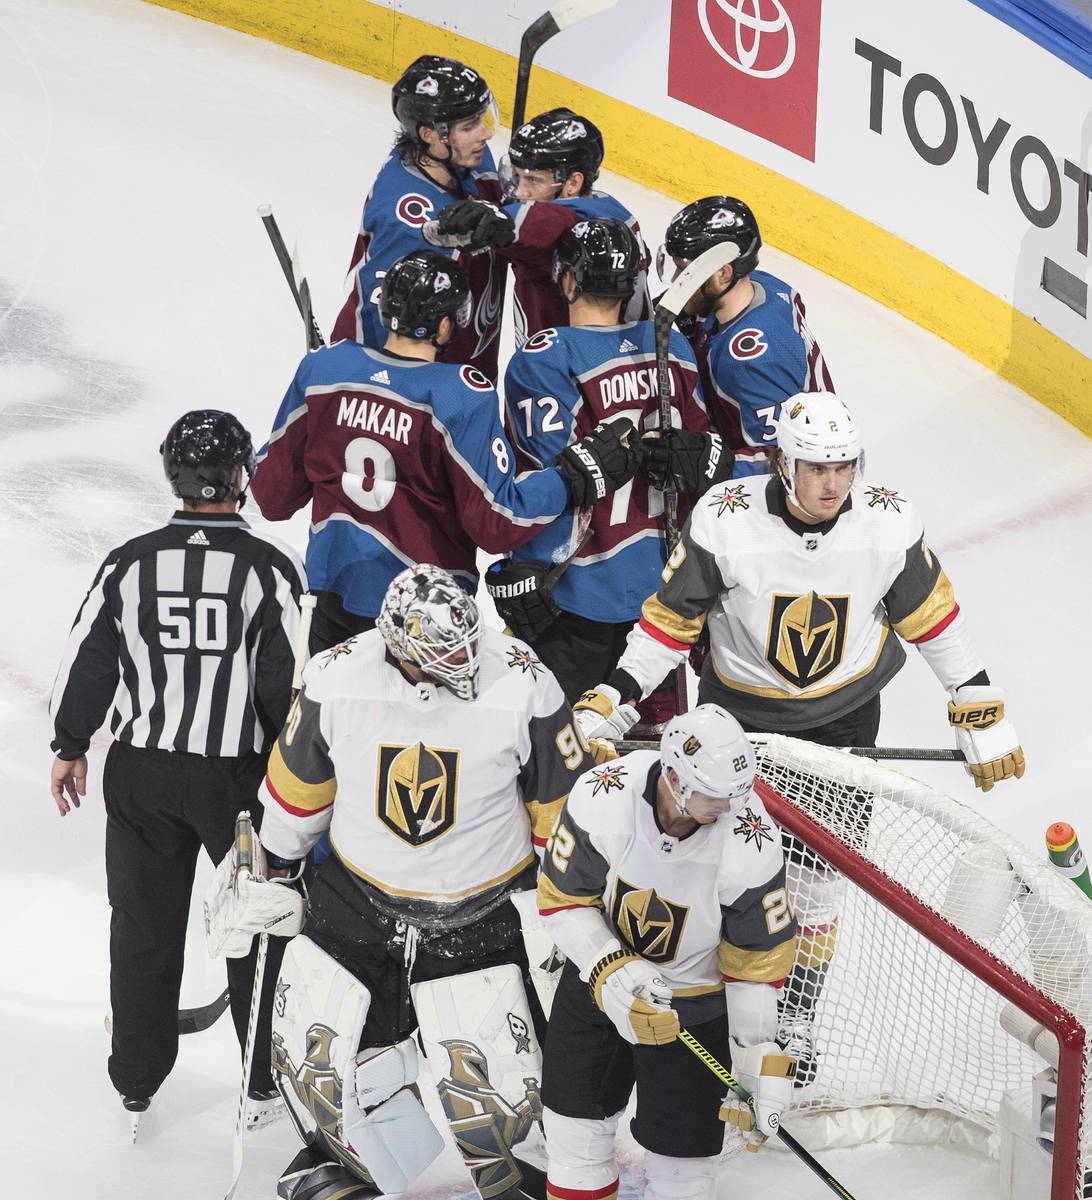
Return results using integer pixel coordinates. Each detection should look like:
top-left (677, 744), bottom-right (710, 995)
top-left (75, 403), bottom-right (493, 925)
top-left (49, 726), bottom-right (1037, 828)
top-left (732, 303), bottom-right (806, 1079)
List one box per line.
top-left (865, 485), bottom-right (905, 513)
top-left (589, 763), bottom-right (627, 796)
top-left (610, 876), bottom-right (689, 964)
top-left (376, 742), bottom-right (460, 846)
top-left (395, 193), bottom-right (434, 228)
top-left (459, 364), bottom-right (494, 392)
top-left (523, 328), bottom-right (558, 354)
top-left (506, 645), bottom-right (543, 678)
top-left (728, 328), bottom-right (768, 360)
top-left (733, 806), bottom-right (774, 848)
top-left (708, 484), bottom-right (750, 516)
top-left (765, 592), bottom-right (850, 689)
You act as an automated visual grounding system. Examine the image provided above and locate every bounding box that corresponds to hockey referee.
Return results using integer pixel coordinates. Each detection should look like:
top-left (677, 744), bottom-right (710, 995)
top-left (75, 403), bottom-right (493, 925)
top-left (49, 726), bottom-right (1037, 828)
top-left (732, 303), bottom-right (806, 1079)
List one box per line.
top-left (48, 409), bottom-right (306, 1132)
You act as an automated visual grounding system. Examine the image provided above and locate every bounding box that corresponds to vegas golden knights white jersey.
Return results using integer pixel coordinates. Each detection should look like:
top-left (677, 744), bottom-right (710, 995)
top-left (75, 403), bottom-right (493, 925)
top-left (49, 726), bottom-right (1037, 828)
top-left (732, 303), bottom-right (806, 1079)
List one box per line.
top-left (538, 750), bottom-right (795, 1021)
top-left (620, 474), bottom-right (964, 731)
top-left (259, 628), bottom-right (591, 910)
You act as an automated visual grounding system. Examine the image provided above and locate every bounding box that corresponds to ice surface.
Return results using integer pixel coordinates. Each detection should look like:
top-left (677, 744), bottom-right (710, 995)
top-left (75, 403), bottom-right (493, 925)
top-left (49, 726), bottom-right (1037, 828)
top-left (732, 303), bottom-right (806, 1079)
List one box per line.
top-left (3, 0), bottom-right (1089, 1195)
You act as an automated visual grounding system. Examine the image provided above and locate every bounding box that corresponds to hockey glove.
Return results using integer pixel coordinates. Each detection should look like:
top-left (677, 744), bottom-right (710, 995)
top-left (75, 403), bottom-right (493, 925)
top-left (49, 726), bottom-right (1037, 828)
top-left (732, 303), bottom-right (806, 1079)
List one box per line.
top-left (644, 429), bottom-right (733, 495)
top-left (485, 559), bottom-right (561, 641)
top-left (556, 419), bottom-right (644, 508)
top-left (573, 684), bottom-right (640, 743)
top-left (947, 684), bottom-right (1025, 792)
top-left (423, 198), bottom-right (516, 252)
top-left (719, 1039), bottom-right (796, 1152)
top-left (204, 849), bottom-right (304, 958)
top-left (589, 948), bottom-right (678, 1046)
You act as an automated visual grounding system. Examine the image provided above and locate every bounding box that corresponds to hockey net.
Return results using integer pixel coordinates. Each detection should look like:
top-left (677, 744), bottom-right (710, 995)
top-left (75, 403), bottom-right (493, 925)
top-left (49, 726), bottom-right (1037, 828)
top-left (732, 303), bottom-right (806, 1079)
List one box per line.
top-left (752, 735), bottom-right (1092, 1200)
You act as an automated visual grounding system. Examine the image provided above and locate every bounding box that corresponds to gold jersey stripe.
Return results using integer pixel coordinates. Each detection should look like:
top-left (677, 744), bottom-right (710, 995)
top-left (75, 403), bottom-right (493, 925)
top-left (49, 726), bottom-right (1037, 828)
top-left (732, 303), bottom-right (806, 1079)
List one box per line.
top-left (718, 937), bottom-right (797, 983)
top-left (671, 983), bottom-right (724, 998)
top-left (537, 874), bottom-right (604, 913)
top-left (526, 795), bottom-right (567, 843)
top-left (333, 843), bottom-right (535, 901)
top-left (641, 594), bottom-right (706, 646)
top-left (711, 622), bottom-right (890, 699)
top-left (891, 570), bottom-right (957, 642)
top-left (266, 742), bottom-right (336, 815)
top-left (796, 925), bottom-right (839, 969)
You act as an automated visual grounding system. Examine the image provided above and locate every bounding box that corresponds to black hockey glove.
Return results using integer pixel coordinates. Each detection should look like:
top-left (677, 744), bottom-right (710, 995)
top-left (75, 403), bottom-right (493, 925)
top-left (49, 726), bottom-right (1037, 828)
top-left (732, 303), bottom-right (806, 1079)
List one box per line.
top-left (643, 428), bottom-right (733, 494)
top-left (485, 559), bottom-right (561, 641)
top-left (426, 199), bottom-right (516, 252)
top-left (556, 419), bottom-right (645, 508)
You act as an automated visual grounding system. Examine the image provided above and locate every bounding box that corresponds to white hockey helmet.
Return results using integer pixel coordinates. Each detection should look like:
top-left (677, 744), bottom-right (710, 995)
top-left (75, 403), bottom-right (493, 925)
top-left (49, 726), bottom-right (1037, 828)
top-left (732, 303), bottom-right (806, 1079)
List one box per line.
top-left (660, 704), bottom-right (756, 816)
top-left (377, 563), bottom-right (482, 701)
top-left (775, 392), bottom-right (863, 501)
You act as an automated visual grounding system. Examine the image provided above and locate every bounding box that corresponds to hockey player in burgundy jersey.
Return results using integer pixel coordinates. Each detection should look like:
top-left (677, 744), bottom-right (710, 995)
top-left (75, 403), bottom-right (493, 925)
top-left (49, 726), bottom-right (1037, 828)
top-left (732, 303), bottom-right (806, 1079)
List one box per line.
top-left (253, 251), bottom-right (642, 652)
top-left (424, 108), bottom-right (651, 345)
top-left (658, 196), bottom-right (834, 478)
top-left (484, 220), bottom-right (723, 704)
top-left (329, 56), bottom-right (508, 380)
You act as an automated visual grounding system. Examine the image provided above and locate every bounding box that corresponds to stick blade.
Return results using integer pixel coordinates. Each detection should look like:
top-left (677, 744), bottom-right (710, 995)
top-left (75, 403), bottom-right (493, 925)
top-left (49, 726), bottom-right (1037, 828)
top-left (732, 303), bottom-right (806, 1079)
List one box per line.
top-left (550, 0), bottom-right (618, 32)
top-left (655, 243), bottom-right (741, 320)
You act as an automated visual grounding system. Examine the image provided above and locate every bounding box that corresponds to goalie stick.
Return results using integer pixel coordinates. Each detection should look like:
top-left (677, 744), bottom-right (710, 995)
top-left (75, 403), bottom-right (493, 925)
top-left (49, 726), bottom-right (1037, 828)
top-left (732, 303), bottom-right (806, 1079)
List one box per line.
top-left (678, 1029), bottom-right (858, 1200)
top-left (612, 740), bottom-right (966, 761)
top-left (512, 0), bottom-right (619, 131)
top-left (258, 204), bottom-right (325, 352)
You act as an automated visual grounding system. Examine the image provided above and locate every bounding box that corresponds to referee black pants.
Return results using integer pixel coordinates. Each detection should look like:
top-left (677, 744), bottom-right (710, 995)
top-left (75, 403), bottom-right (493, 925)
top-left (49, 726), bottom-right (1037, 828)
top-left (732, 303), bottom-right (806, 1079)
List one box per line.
top-left (103, 742), bottom-right (285, 1099)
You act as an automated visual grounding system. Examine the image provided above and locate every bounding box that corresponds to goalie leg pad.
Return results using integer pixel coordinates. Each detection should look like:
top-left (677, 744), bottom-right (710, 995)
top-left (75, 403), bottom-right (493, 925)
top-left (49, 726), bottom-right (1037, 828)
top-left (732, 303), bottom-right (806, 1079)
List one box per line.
top-left (542, 1107), bottom-right (620, 1193)
top-left (272, 935), bottom-right (443, 1194)
top-left (643, 1152), bottom-right (717, 1200)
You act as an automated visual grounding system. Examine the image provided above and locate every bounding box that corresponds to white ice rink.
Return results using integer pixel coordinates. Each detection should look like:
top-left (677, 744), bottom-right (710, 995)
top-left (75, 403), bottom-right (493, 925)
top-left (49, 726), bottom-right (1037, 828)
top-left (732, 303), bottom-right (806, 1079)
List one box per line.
top-left (3, 1), bottom-right (1091, 1196)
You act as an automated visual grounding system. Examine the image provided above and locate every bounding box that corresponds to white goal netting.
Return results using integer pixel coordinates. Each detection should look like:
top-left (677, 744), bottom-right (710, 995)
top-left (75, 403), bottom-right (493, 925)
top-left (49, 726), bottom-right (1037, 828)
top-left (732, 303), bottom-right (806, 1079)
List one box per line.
top-left (753, 736), bottom-right (1092, 1200)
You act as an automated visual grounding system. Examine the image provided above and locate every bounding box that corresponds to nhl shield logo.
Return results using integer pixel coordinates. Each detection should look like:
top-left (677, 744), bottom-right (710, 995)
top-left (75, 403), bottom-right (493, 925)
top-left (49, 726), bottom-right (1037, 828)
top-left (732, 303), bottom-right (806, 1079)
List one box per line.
top-left (377, 742), bottom-right (460, 846)
top-left (610, 876), bottom-right (689, 965)
top-left (765, 592), bottom-right (850, 689)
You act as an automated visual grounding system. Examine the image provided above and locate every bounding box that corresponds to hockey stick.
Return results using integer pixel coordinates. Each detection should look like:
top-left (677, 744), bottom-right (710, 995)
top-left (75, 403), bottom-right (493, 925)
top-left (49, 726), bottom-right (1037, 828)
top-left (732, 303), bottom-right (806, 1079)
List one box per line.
top-left (512, 0), bottom-right (619, 131)
top-left (677, 1030), bottom-right (858, 1200)
top-left (292, 593), bottom-right (318, 699)
top-left (257, 204), bottom-right (325, 352)
top-left (224, 811), bottom-right (268, 1200)
top-left (612, 739), bottom-right (966, 761)
top-left (177, 987), bottom-right (230, 1034)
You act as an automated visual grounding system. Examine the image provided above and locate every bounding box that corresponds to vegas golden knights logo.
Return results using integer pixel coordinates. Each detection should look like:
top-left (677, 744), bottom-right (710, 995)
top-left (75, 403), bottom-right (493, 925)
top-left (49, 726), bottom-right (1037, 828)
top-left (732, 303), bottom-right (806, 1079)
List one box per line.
top-left (610, 876), bottom-right (688, 964)
top-left (766, 592), bottom-right (850, 689)
top-left (377, 742), bottom-right (460, 846)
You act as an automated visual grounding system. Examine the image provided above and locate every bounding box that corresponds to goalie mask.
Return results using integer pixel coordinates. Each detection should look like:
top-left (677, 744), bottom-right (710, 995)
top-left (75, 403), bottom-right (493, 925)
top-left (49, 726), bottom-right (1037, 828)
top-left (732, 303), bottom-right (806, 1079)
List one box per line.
top-left (660, 705), bottom-right (756, 818)
top-left (775, 392), bottom-right (863, 502)
top-left (377, 564), bottom-right (482, 701)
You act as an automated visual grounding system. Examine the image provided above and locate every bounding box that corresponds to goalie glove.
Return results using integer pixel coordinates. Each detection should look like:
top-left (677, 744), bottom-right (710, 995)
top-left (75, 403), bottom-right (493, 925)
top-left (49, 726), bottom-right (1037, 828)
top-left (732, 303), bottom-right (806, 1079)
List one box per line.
top-left (589, 946), bottom-right (678, 1046)
top-left (556, 419), bottom-right (644, 508)
top-left (643, 429), bottom-right (733, 495)
top-left (422, 198), bottom-right (516, 253)
top-left (485, 559), bottom-right (560, 641)
top-left (719, 1039), bottom-right (796, 1152)
top-left (204, 846), bottom-right (304, 958)
top-left (947, 684), bottom-right (1025, 792)
top-left (573, 683), bottom-right (640, 743)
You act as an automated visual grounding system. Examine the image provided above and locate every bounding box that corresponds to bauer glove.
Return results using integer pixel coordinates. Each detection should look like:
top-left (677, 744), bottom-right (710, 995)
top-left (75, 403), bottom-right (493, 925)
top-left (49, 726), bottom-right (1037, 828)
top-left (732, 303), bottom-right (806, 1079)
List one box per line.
top-left (947, 684), bottom-right (1025, 792)
top-left (556, 419), bottom-right (644, 508)
top-left (573, 683), bottom-right (640, 743)
top-left (719, 1039), bottom-right (796, 1152)
top-left (423, 198), bottom-right (516, 252)
top-left (485, 559), bottom-right (560, 641)
top-left (643, 429), bottom-right (733, 495)
top-left (589, 946), bottom-right (679, 1046)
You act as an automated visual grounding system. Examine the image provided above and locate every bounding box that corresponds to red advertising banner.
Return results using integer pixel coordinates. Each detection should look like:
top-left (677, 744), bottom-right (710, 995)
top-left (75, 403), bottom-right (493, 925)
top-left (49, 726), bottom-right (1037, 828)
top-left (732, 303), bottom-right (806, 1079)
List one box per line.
top-left (667, 0), bottom-right (822, 161)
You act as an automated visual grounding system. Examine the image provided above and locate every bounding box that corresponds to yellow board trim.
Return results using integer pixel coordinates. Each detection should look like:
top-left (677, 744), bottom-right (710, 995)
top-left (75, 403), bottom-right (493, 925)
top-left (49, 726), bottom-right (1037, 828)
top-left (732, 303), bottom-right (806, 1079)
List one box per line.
top-left (140, 0), bottom-right (1092, 436)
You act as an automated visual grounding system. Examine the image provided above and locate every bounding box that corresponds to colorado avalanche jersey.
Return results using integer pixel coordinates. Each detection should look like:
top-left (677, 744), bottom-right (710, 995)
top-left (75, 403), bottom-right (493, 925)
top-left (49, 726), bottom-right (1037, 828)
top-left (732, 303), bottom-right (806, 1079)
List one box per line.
top-left (503, 321), bottom-right (708, 622)
top-left (251, 341), bottom-right (568, 618)
top-left (501, 193), bottom-right (651, 344)
top-left (618, 475), bottom-right (961, 731)
top-left (330, 148), bottom-right (506, 380)
top-left (538, 750), bottom-right (795, 1022)
top-left (259, 628), bottom-right (592, 915)
top-left (693, 270), bottom-right (833, 477)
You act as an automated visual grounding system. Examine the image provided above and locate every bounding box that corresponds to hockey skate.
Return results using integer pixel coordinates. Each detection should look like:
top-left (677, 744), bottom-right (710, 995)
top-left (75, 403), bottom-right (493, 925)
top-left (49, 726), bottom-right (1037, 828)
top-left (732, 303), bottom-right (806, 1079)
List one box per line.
top-left (120, 1094), bottom-right (150, 1142)
top-left (246, 1085), bottom-right (287, 1130)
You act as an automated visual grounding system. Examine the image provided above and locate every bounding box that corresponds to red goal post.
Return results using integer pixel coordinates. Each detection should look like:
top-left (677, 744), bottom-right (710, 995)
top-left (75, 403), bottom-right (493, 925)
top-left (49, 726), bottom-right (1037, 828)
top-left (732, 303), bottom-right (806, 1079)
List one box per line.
top-left (752, 735), bottom-right (1092, 1200)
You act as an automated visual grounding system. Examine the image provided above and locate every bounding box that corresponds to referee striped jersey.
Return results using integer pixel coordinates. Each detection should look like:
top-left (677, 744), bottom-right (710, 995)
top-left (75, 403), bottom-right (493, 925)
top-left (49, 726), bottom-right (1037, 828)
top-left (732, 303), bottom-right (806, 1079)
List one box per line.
top-left (51, 511), bottom-right (306, 759)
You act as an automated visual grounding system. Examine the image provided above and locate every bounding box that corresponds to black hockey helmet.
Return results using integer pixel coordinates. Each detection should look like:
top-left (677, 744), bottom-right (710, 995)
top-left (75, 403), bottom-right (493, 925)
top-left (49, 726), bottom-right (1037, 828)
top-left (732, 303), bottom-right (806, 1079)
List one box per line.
top-left (552, 218), bottom-right (641, 302)
top-left (161, 410), bottom-right (255, 502)
top-left (392, 55), bottom-right (495, 141)
top-left (660, 196), bottom-right (762, 282)
top-left (379, 250), bottom-right (472, 340)
top-left (507, 108), bottom-right (604, 191)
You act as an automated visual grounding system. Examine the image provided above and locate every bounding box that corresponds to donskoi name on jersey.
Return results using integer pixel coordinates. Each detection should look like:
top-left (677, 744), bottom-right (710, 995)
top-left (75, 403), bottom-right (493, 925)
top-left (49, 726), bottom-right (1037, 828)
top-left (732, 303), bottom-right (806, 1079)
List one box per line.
top-left (598, 363), bottom-right (675, 410)
top-left (336, 394), bottom-right (413, 444)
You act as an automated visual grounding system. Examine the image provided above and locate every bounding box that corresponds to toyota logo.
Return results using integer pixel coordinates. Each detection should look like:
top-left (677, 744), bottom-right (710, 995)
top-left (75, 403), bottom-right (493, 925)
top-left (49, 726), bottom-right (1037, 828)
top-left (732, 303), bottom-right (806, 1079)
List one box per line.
top-left (698, 0), bottom-right (796, 79)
